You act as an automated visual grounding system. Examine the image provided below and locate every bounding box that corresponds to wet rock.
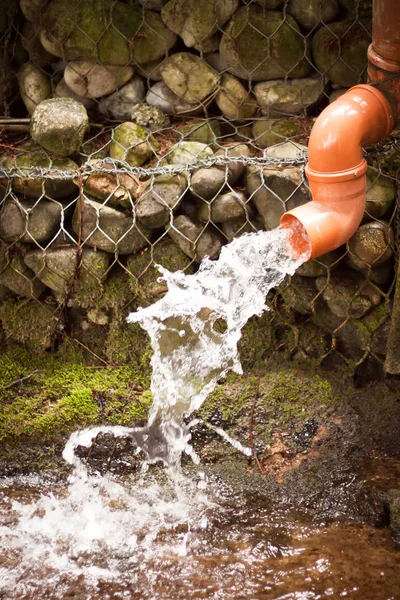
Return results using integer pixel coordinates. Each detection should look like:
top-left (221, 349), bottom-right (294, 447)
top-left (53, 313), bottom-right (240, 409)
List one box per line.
top-left (160, 53), bottom-right (220, 104)
top-left (167, 215), bottom-right (222, 261)
top-left (41, 0), bottom-right (176, 66)
top-left (365, 166), bottom-right (396, 219)
top-left (18, 62), bottom-right (52, 115)
top-left (24, 246), bottom-right (110, 300)
top-left (287, 0), bottom-right (340, 30)
top-left (130, 104), bottom-right (170, 131)
top-left (161, 0), bottom-right (238, 50)
top-left (297, 251), bottom-right (342, 277)
top-left (1, 152), bottom-right (78, 199)
top-left (30, 98), bottom-right (89, 156)
top-left (312, 21), bottom-right (370, 87)
top-left (0, 197), bottom-right (62, 244)
top-left (215, 74), bottom-right (258, 121)
top-left (221, 217), bottom-right (262, 241)
top-left (254, 78), bottom-right (324, 117)
top-left (135, 173), bottom-right (187, 229)
top-left (265, 141), bottom-right (308, 160)
top-left (72, 197), bottom-right (150, 255)
top-left (316, 268), bottom-right (382, 319)
top-left (176, 120), bottom-right (221, 145)
top-left (347, 221), bottom-right (395, 270)
top-left (198, 190), bottom-right (250, 223)
top-left (146, 81), bottom-right (202, 115)
top-left (81, 160), bottom-right (139, 208)
top-left (0, 254), bottom-right (45, 298)
top-left (99, 75), bottom-right (146, 124)
top-left (163, 141), bottom-right (213, 165)
top-left (64, 60), bottom-right (134, 99)
top-left (220, 7), bottom-right (311, 82)
top-left (246, 165), bottom-right (310, 230)
top-left (109, 122), bottom-right (158, 166)
top-left (252, 119), bottom-right (301, 148)
top-left (54, 78), bottom-right (95, 110)
top-left (190, 144), bottom-right (250, 200)
top-left (280, 275), bottom-right (318, 315)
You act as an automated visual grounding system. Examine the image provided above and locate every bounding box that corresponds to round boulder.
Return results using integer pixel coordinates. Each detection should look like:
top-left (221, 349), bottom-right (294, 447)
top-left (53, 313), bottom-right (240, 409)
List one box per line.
top-left (160, 53), bottom-right (220, 104)
top-left (109, 122), bottom-right (158, 166)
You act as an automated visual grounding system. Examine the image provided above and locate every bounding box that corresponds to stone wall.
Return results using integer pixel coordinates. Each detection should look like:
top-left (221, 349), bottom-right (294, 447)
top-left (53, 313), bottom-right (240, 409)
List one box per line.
top-left (0, 0), bottom-right (398, 373)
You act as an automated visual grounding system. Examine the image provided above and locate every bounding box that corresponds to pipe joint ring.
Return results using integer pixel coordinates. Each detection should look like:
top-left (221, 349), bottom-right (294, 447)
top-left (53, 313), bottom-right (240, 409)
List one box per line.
top-left (305, 160), bottom-right (367, 184)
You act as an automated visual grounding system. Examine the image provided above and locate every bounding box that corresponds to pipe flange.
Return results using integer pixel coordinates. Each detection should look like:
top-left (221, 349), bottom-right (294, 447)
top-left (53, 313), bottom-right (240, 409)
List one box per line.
top-left (368, 45), bottom-right (400, 73)
top-left (305, 160), bottom-right (367, 183)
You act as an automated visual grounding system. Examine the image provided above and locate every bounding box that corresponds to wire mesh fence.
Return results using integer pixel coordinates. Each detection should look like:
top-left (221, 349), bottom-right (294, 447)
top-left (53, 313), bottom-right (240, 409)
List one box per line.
top-left (0, 0), bottom-right (398, 375)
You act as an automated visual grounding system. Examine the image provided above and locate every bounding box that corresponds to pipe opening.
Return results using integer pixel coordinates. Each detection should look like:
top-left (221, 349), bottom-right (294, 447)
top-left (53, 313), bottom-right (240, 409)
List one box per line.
top-left (280, 214), bottom-right (312, 262)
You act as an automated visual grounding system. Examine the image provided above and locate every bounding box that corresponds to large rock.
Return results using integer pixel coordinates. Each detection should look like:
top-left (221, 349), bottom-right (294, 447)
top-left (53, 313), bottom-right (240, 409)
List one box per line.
top-left (2, 152), bottom-right (78, 199)
top-left (99, 77), bottom-right (146, 120)
top-left (30, 98), bottom-right (89, 156)
top-left (220, 8), bottom-right (311, 81)
top-left (215, 74), bottom-right (258, 120)
top-left (146, 81), bottom-right (201, 115)
top-left (72, 197), bottom-right (150, 255)
top-left (160, 53), bottom-right (220, 104)
top-left (167, 215), bottom-right (222, 262)
top-left (161, 0), bottom-right (238, 49)
top-left (287, 0), bottom-right (340, 31)
top-left (0, 197), bottom-right (62, 244)
top-left (246, 165), bottom-right (310, 230)
top-left (64, 60), bottom-right (134, 98)
top-left (40, 0), bottom-right (176, 66)
top-left (316, 268), bottom-right (382, 319)
top-left (0, 253), bottom-right (45, 298)
top-left (190, 144), bottom-right (250, 200)
top-left (109, 122), bottom-right (158, 166)
top-left (347, 222), bottom-right (395, 271)
top-left (312, 21), bottom-right (370, 87)
top-left (365, 166), bottom-right (396, 219)
top-left (24, 246), bottom-right (111, 300)
top-left (198, 190), bottom-right (251, 223)
top-left (81, 160), bottom-right (140, 208)
top-left (18, 62), bottom-right (52, 115)
top-left (252, 119), bottom-right (301, 148)
top-left (254, 78), bottom-right (324, 117)
top-left (135, 173), bottom-right (187, 229)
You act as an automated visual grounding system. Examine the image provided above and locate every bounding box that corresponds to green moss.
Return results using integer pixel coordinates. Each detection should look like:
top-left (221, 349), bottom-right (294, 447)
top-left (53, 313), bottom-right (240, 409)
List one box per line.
top-left (0, 300), bottom-right (59, 353)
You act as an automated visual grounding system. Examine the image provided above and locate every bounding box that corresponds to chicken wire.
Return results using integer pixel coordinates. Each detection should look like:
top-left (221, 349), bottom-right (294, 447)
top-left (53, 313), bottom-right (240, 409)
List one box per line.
top-left (0, 0), bottom-right (398, 374)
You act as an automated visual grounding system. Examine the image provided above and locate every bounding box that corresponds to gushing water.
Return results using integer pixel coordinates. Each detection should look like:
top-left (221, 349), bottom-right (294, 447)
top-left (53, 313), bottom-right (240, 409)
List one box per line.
top-left (0, 227), bottom-right (306, 596)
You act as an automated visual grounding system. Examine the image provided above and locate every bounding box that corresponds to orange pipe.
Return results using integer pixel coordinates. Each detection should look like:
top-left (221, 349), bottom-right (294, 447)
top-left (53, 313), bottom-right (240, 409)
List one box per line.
top-left (280, 85), bottom-right (394, 260)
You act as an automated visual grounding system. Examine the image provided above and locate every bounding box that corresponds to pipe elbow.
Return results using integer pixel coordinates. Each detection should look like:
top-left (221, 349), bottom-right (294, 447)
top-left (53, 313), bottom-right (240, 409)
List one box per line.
top-left (280, 85), bottom-right (394, 260)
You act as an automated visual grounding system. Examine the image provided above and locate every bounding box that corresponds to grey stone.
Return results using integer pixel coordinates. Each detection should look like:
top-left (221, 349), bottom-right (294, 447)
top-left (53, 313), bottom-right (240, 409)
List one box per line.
top-left (99, 77), bottom-right (146, 120)
top-left (72, 197), bottom-right (151, 255)
top-left (167, 214), bottom-right (222, 262)
top-left (287, 0), bottom-right (340, 31)
top-left (190, 144), bottom-right (250, 200)
top-left (160, 53), bottom-right (220, 104)
top-left (130, 103), bottom-right (170, 130)
top-left (161, 0), bottom-right (238, 49)
top-left (246, 165), bottom-right (310, 230)
top-left (109, 122), bottom-right (158, 167)
top-left (220, 7), bottom-right (311, 82)
top-left (135, 173), bottom-right (187, 229)
top-left (347, 221), bottom-right (395, 270)
top-left (365, 166), bottom-right (396, 219)
top-left (216, 74), bottom-right (258, 120)
top-left (316, 268), bottom-right (382, 319)
top-left (30, 98), bottom-right (89, 156)
top-left (0, 253), bottom-right (45, 298)
top-left (163, 141), bottom-right (213, 165)
top-left (64, 60), bottom-right (134, 99)
top-left (198, 190), bottom-right (251, 223)
top-left (146, 81), bottom-right (201, 116)
top-left (24, 246), bottom-right (111, 299)
top-left (254, 78), bottom-right (324, 117)
top-left (0, 197), bottom-right (62, 244)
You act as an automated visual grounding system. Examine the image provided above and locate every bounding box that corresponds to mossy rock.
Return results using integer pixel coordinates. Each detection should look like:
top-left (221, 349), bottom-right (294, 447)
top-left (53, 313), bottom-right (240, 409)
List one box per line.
top-left (364, 166), bottom-right (396, 220)
top-left (312, 21), bottom-right (370, 87)
top-left (176, 120), bottom-right (221, 145)
top-left (160, 53), bottom-right (220, 104)
top-left (41, 0), bottom-right (176, 66)
top-left (0, 300), bottom-right (59, 352)
top-left (110, 122), bottom-right (158, 166)
top-left (220, 8), bottom-right (311, 81)
top-left (252, 119), bottom-right (301, 148)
